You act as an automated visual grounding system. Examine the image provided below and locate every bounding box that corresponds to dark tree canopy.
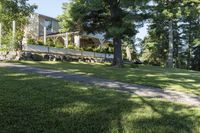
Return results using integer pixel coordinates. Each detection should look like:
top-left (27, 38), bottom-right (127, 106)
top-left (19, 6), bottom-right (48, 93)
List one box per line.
top-left (59, 0), bottom-right (149, 67)
top-left (59, 0), bottom-right (200, 70)
top-left (141, 0), bottom-right (200, 69)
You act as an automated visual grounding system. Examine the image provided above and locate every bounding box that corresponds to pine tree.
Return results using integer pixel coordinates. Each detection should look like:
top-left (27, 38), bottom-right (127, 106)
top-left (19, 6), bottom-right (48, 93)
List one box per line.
top-left (180, 0), bottom-right (200, 69)
top-left (59, 0), bottom-right (149, 67)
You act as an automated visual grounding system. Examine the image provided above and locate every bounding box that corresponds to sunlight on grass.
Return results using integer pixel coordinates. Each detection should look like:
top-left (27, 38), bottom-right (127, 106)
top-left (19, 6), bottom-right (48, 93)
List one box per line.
top-left (53, 102), bottom-right (91, 113)
top-left (16, 61), bottom-right (200, 95)
top-left (0, 68), bottom-right (200, 132)
top-left (4, 73), bottom-right (27, 77)
top-left (172, 73), bottom-right (191, 76)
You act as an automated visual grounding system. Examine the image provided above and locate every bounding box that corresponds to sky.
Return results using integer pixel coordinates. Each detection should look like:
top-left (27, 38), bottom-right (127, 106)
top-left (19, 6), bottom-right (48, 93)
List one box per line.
top-left (28, 0), bottom-right (147, 40)
top-left (28, 0), bottom-right (69, 18)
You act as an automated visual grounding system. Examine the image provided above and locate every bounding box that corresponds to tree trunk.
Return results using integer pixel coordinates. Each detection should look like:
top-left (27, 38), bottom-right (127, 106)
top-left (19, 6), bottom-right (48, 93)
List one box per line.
top-left (108, 0), bottom-right (123, 67)
top-left (112, 37), bottom-right (123, 67)
top-left (187, 45), bottom-right (192, 69)
top-left (187, 21), bottom-right (192, 69)
top-left (167, 20), bottom-right (174, 68)
top-left (173, 22), bottom-right (180, 68)
top-left (126, 46), bottom-right (132, 61)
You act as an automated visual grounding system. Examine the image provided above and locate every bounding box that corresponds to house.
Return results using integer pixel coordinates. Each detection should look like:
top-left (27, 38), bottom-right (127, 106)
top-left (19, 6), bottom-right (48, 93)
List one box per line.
top-left (23, 13), bottom-right (110, 48)
top-left (24, 13), bottom-right (59, 40)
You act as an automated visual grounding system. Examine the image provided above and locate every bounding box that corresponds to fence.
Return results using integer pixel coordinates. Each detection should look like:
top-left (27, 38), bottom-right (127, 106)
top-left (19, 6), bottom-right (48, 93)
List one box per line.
top-left (23, 44), bottom-right (114, 59)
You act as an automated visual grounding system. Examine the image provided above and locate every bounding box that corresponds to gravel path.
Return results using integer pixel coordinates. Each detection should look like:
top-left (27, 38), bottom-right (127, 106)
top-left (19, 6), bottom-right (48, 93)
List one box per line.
top-left (1, 62), bottom-right (200, 107)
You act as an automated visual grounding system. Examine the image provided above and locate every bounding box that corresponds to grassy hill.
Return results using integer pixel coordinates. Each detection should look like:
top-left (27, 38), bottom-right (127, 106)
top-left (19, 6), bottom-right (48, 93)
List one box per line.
top-left (17, 61), bottom-right (200, 95)
top-left (0, 67), bottom-right (200, 132)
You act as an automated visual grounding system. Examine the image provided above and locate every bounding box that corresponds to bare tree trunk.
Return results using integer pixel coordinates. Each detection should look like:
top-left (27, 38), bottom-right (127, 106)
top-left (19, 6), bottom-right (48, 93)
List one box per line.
top-left (126, 46), bottom-right (132, 61)
top-left (187, 21), bottom-right (192, 69)
top-left (112, 37), bottom-right (123, 67)
top-left (167, 20), bottom-right (174, 68)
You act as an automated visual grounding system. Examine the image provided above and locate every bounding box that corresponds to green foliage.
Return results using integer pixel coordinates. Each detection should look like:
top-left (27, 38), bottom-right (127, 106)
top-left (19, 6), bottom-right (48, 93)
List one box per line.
top-left (27, 38), bottom-right (36, 45)
top-left (58, 0), bottom-right (149, 66)
top-left (46, 38), bottom-right (64, 48)
top-left (68, 44), bottom-right (76, 49)
top-left (93, 44), bottom-right (114, 54)
top-left (36, 39), bottom-right (44, 46)
top-left (46, 38), bottom-right (54, 47)
top-left (59, 0), bottom-right (147, 39)
top-left (54, 40), bottom-right (64, 48)
top-left (140, 0), bottom-right (200, 70)
top-left (191, 46), bottom-right (200, 71)
top-left (83, 47), bottom-right (94, 52)
top-left (140, 35), bottom-right (168, 66)
top-left (0, 32), bottom-right (17, 51)
top-left (66, 42), bottom-right (114, 54)
top-left (0, 0), bottom-right (36, 48)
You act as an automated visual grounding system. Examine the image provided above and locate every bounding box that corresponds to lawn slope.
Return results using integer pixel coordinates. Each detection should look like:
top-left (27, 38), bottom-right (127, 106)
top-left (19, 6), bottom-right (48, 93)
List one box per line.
top-left (0, 68), bottom-right (200, 133)
top-left (17, 61), bottom-right (200, 95)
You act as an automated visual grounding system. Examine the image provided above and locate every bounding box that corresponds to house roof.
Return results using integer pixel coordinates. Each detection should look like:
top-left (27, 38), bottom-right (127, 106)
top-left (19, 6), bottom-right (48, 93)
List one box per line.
top-left (35, 13), bottom-right (59, 22)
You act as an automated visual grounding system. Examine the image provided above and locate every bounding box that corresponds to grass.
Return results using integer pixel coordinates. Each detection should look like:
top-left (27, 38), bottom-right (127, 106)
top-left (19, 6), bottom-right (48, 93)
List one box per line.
top-left (0, 67), bottom-right (200, 133)
top-left (16, 61), bottom-right (200, 95)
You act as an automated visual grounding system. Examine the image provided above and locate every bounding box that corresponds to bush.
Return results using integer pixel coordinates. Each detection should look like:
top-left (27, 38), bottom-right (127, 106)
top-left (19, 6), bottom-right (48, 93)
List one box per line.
top-left (83, 47), bottom-right (94, 52)
top-left (94, 43), bottom-right (114, 54)
top-left (68, 44), bottom-right (75, 49)
top-left (47, 38), bottom-right (55, 47)
top-left (37, 39), bottom-right (44, 45)
top-left (27, 38), bottom-right (36, 45)
top-left (55, 41), bottom-right (64, 48)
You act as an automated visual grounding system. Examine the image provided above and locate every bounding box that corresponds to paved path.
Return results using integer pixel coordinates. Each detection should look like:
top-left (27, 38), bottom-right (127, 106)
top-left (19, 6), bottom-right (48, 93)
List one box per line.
top-left (0, 62), bottom-right (200, 107)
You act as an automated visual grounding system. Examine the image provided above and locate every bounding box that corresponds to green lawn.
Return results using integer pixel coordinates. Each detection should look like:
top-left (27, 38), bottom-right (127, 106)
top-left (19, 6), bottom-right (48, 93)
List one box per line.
top-left (0, 67), bottom-right (200, 133)
top-left (16, 61), bottom-right (200, 95)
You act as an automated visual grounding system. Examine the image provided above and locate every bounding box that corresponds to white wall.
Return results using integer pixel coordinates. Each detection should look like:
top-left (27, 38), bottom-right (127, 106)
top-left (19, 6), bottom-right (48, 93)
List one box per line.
top-left (23, 45), bottom-right (114, 59)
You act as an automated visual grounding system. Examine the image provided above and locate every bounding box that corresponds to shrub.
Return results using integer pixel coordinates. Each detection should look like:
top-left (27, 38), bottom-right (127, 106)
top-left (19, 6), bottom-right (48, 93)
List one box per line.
top-left (68, 44), bottom-right (75, 49)
top-left (83, 47), bottom-right (93, 52)
top-left (55, 39), bottom-right (64, 48)
top-left (27, 38), bottom-right (36, 45)
top-left (47, 38), bottom-right (55, 47)
top-left (94, 43), bottom-right (114, 54)
top-left (55, 41), bottom-right (64, 48)
top-left (37, 39), bottom-right (44, 45)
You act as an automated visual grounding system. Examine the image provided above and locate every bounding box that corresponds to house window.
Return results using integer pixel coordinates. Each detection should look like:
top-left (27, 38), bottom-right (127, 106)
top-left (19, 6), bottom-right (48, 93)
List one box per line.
top-left (44, 19), bottom-right (52, 31)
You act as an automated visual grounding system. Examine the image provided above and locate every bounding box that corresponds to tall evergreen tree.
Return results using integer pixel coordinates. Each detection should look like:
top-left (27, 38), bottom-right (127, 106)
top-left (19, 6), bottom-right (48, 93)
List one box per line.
top-left (180, 0), bottom-right (200, 69)
top-left (59, 0), bottom-right (149, 67)
top-left (141, 0), bottom-right (183, 67)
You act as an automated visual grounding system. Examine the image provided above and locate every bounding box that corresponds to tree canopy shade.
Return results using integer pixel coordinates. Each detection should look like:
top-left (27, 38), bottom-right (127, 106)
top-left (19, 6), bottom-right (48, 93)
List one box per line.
top-left (0, 0), bottom-right (37, 47)
top-left (59, 0), bottom-right (149, 67)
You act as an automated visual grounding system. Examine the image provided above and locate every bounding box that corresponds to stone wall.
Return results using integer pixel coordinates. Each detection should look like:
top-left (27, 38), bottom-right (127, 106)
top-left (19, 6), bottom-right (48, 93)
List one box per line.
top-left (0, 51), bottom-right (20, 61)
top-left (0, 45), bottom-right (114, 63)
top-left (19, 52), bottom-right (110, 63)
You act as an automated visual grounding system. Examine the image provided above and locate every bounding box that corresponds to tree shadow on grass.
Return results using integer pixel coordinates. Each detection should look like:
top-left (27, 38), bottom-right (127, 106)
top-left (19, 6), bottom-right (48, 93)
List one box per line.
top-left (18, 61), bottom-right (200, 95)
top-left (135, 95), bottom-right (200, 133)
top-left (0, 68), bottom-right (200, 133)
